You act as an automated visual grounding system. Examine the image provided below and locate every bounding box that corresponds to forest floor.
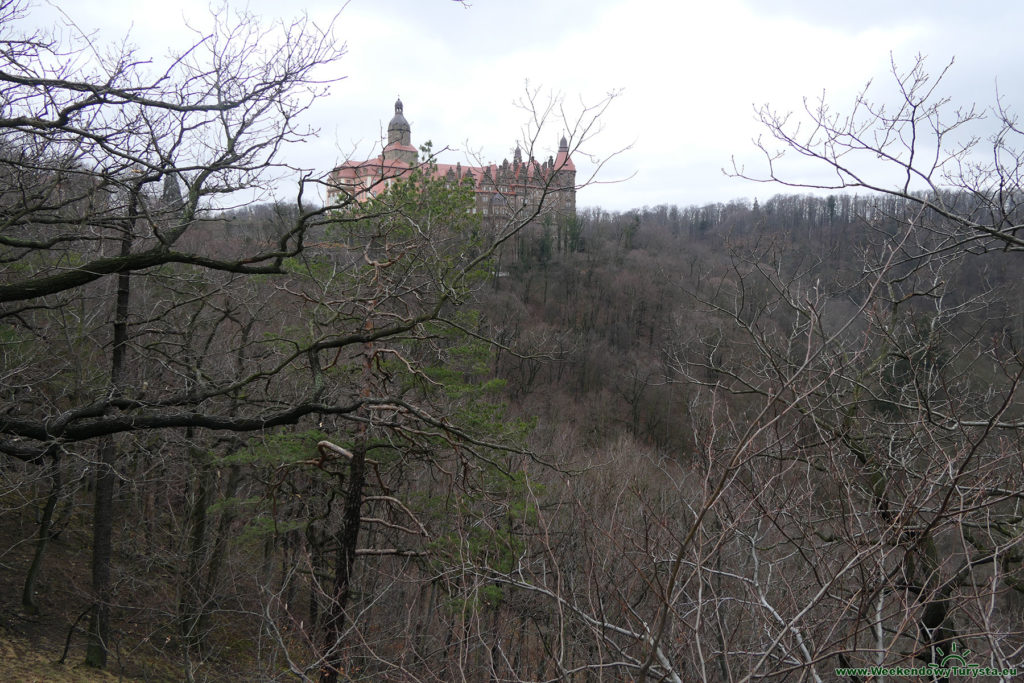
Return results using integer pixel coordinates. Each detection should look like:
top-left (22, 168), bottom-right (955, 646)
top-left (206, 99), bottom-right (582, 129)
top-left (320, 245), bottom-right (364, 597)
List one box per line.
top-left (0, 496), bottom-right (179, 682)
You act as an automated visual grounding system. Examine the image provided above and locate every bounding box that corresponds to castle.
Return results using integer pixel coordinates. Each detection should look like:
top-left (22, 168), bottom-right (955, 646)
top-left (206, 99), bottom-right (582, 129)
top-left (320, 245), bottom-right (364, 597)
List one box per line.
top-left (328, 99), bottom-right (576, 226)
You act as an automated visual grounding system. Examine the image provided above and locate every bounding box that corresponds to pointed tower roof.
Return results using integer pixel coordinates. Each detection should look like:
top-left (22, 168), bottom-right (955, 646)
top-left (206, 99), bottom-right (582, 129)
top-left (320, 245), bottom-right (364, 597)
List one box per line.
top-left (384, 97), bottom-right (416, 164)
top-left (554, 134), bottom-right (575, 172)
top-left (388, 97), bottom-right (409, 134)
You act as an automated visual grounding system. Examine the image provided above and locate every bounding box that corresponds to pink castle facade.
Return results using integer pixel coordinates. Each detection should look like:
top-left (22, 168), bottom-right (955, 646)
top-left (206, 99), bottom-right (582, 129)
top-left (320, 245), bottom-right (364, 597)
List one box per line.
top-left (328, 99), bottom-right (576, 225)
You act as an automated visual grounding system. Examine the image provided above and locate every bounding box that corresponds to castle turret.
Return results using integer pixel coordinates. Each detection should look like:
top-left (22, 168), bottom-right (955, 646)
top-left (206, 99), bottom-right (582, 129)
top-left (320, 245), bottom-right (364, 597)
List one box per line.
top-left (552, 135), bottom-right (576, 217)
top-left (383, 97), bottom-right (418, 165)
top-left (387, 98), bottom-right (410, 146)
top-left (554, 135), bottom-right (575, 172)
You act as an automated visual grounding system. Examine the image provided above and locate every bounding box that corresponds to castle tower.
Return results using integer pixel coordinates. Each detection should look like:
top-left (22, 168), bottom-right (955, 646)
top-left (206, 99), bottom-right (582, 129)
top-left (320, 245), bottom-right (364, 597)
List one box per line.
top-left (552, 135), bottom-right (577, 216)
top-left (383, 98), bottom-right (418, 165)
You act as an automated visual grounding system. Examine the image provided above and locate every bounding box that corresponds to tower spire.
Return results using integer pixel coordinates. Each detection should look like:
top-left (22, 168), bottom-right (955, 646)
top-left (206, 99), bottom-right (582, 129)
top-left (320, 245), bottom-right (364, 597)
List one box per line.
top-left (387, 96), bottom-right (411, 147)
top-left (384, 96), bottom-right (416, 165)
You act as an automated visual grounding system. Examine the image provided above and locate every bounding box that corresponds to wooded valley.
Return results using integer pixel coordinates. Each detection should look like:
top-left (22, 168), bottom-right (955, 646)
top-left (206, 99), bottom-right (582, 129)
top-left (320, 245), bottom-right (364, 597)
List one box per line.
top-left (2, 2), bottom-right (1024, 681)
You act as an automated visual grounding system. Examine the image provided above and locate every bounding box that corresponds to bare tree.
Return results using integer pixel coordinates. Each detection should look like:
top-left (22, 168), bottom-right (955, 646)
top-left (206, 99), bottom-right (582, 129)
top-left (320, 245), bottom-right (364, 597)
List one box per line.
top-left (421, 57), bottom-right (1024, 683)
top-left (0, 3), bottom-right (624, 678)
top-left (642, 55), bottom-right (1024, 679)
top-left (0, 1), bottom-right (344, 672)
top-left (734, 55), bottom-right (1024, 255)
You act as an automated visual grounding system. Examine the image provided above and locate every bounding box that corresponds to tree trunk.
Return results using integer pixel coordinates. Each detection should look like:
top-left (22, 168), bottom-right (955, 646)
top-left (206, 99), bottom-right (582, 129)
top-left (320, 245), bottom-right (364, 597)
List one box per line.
top-left (307, 518), bottom-right (326, 634)
top-left (195, 462), bottom-right (243, 644)
top-left (320, 332), bottom-right (374, 683)
top-left (85, 436), bottom-right (117, 668)
top-left (22, 454), bottom-right (61, 614)
top-left (319, 446), bottom-right (366, 683)
top-left (180, 445), bottom-right (210, 680)
top-left (86, 188), bottom-right (135, 669)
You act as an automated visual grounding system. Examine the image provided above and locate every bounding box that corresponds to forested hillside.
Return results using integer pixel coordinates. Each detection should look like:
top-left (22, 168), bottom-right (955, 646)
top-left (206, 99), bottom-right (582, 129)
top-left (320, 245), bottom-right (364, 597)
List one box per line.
top-left (6, 185), bottom-right (1024, 680)
top-left (3, 3), bottom-right (1024, 681)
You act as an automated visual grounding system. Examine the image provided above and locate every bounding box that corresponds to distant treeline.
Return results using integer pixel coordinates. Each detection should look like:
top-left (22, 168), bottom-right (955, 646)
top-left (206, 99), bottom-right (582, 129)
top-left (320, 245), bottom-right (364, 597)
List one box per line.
top-left (582, 190), bottom-right (1024, 243)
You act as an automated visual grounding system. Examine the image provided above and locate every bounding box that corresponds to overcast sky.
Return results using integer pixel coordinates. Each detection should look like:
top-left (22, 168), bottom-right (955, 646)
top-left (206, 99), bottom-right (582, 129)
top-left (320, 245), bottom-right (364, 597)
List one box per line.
top-left (27, 0), bottom-right (1024, 211)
